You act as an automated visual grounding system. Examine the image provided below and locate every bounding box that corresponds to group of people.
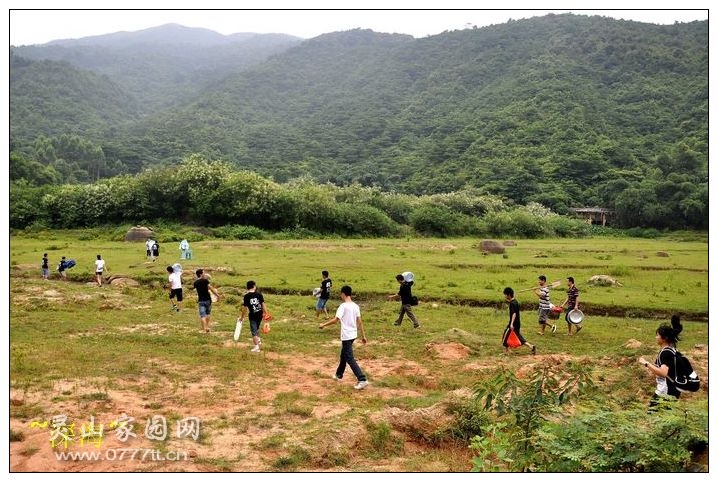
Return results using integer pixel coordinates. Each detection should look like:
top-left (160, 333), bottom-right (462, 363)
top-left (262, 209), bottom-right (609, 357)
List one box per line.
top-left (501, 275), bottom-right (582, 356)
top-left (39, 248), bottom-right (694, 402)
top-left (41, 253), bottom-right (106, 286)
top-left (164, 266), bottom-right (268, 354)
top-left (502, 274), bottom-right (690, 407)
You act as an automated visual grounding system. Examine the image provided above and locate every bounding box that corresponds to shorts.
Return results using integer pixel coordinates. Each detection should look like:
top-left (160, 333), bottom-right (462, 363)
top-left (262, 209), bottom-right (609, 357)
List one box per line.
top-left (249, 318), bottom-right (261, 337)
top-left (42, 268), bottom-right (49, 277)
top-left (565, 305), bottom-right (576, 323)
top-left (170, 288), bottom-right (183, 302)
top-left (316, 297), bottom-right (328, 310)
top-left (538, 308), bottom-right (550, 324)
top-left (198, 300), bottom-right (212, 317)
top-left (95, 271), bottom-right (103, 276)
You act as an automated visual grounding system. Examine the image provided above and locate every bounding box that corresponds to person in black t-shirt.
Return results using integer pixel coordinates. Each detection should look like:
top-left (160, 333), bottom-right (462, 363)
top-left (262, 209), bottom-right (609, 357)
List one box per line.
top-left (41, 253), bottom-right (50, 280)
top-left (388, 273), bottom-right (420, 328)
top-left (191, 269), bottom-right (219, 333)
top-left (501, 287), bottom-right (536, 355)
top-left (239, 280), bottom-right (267, 352)
top-left (315, 270), bottom-right (332, 318)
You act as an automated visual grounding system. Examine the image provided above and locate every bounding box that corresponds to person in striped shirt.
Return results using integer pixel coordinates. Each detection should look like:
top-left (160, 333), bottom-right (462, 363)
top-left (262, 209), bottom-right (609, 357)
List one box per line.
top-left (534, 275), bottom-right (556, 335)
top-left (561, 276), bottom-right (582, 335)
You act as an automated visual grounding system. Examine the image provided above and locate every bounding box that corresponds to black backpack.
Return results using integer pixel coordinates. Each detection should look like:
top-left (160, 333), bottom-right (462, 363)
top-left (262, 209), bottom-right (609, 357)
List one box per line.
top-left (663, 347), bottom-right (700, 393)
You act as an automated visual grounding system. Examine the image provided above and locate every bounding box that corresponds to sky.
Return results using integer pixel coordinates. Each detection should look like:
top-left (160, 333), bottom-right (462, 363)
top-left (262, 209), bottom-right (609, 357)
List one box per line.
top-left (7, 2), bottom-right (710, 46)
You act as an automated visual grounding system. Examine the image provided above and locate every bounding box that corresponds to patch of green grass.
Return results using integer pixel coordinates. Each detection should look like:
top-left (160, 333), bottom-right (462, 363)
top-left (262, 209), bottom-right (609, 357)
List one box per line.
top-left (78, 392), bottom-right (111, 402)
top-left (20, 446), bottom-right (40, 457)
top-left (365, 420), bottom-right (404, 458)
top-left (259, 433), bottom-right (286, 449)
top-left (195, 456), bottom-right (234, 472)
top-left (273, 391), bottom-right (316, 418)
top-left (271, 447), bottom-right (311, 470)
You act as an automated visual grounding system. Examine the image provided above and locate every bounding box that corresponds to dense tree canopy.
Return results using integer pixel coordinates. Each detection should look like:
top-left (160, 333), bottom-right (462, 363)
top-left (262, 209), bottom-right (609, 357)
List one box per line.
top-left (9, 15), bottom-right (708, 229)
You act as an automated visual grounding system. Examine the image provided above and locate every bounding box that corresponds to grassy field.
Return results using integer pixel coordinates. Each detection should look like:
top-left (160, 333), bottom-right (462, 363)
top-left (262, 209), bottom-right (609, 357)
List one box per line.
top-left (9, 233), bottom-right (709, 472)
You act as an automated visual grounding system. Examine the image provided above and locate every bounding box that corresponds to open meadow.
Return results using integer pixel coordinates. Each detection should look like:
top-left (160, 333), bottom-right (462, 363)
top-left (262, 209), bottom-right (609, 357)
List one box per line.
top-left (9, 232), bottom-right (709, 472)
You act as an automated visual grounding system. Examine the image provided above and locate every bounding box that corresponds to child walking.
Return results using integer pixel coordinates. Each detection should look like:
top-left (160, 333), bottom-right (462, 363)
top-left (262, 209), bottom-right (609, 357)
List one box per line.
top-left (320, 285), bottom-right (369, 390)
top-left (239, 280), bottom-right (267, 352)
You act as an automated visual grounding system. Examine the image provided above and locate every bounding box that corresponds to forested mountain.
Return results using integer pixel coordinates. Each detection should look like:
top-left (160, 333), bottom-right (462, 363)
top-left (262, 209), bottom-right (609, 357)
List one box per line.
top-left (9, 14), bottom-right (708, 229)
top-left (10, 52), bottom-right (139, 141)
top-left (12, 23), bottom-right (302, 111)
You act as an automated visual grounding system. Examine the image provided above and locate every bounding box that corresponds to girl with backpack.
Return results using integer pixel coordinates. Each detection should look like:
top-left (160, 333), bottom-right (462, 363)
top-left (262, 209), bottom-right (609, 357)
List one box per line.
top-left (638, 323), bottom-right (683, 408)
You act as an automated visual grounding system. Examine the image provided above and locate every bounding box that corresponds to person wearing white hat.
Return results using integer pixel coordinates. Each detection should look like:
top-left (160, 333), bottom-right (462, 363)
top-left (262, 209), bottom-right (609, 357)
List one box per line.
top-left (388, 273), bottom-right (420, 329)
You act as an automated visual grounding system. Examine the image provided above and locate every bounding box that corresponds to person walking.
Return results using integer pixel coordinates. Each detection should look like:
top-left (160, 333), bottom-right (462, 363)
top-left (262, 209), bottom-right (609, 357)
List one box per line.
top-left (561, 276), bottom-right (582, 335)
top-left (146, 239), bottom-right (154, 260)
top-left (58, 256), bottom-right (68, 281)
top-left (41, 253), bottom-right (50, 280)
top-left (94, 254), bottom-right (107, 287)
top-left (191, 269), bottom-right (219, 333)
top-left (388, 273), bottom-right (420, 328)
top-left (638, 323), bottom-right (683, 408)
top-left (179, 239), bottom-right (190, 260)
top-left (534, 275), bottom-right (556, 335)
top-left (320, 285), bottom-right (369, 390)
top-left (238, 280), bottom-right (267, 352)
top-left (166, 265), bottom-right (183, 312)
top-left (502, 287), bottom-right (536, 355)
top-left (315, 270), bottom-right (332, 318)
top-left (151, 242), bottom-right (160, 262)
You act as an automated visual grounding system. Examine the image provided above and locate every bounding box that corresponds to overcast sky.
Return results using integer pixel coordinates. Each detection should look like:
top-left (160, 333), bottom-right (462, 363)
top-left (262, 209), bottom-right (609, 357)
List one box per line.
top-left (8, 3), bottom-right (709, 46)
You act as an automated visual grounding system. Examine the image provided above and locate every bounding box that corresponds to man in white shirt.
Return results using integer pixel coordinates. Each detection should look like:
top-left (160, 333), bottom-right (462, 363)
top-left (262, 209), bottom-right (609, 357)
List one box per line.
top-left (166, 265), bottom-right (183, 312)
top-left (320, 285), bottom-right (369, 390)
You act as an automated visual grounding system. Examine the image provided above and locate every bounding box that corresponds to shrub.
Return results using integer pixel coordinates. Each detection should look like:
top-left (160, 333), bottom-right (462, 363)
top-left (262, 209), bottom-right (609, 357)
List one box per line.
top-left (471, 363), bottom-right (595, 472)
top-left (409, 205), bottom-right (460, 237)
top-left (212, 225), bottom-right (266, 240)
top-left (546, 216), bottom-right (591, 237)
top-left (625, 227), bottom-right (662, 239)
top-left (535, 401), bottom-right (708, 472)
top-left (332, 204), bottom-right (401, 237)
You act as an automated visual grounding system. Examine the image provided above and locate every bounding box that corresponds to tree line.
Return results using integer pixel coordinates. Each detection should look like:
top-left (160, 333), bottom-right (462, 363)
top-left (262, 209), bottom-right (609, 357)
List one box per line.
top-left (10, 156), bottom-right (704, 236)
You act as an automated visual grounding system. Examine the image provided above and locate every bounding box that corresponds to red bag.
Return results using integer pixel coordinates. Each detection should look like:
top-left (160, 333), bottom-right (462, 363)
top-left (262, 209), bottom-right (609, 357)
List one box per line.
top-left (506, 329), bottom-right (522, 348)
top-left (261, 322), bottom-right (271, 334)
top-left (262, 309), bottom-right (273, 321)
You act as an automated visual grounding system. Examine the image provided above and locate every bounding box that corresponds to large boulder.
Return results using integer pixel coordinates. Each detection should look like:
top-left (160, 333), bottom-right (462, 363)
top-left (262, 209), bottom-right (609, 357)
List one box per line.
top-left (125, 226), bottom-right (154, 242)
top-left (110, 277), bottom-right (140, 287)
top-left (479, 239), bottom-right (505, 254)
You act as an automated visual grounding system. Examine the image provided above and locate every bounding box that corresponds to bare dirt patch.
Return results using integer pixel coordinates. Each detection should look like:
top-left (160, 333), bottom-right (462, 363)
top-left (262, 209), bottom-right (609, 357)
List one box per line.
top-left (425, 342), bottom-right (470, 360)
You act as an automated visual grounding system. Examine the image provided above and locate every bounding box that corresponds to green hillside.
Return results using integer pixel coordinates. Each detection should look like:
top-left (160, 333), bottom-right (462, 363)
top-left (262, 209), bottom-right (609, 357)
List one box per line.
top-left (9, 14), bottom-right (708, 229)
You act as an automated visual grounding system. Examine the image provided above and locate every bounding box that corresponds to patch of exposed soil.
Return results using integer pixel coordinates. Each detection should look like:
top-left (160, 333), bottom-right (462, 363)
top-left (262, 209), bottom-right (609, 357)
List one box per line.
top-left (425, 342), bottom-right (470, 360)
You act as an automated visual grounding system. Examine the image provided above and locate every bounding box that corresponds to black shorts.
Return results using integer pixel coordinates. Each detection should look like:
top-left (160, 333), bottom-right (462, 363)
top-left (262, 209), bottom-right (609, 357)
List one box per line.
top-left (249, 318), bottom-right (262, 336)
top-left (170, 288), bottom-right (183, 301)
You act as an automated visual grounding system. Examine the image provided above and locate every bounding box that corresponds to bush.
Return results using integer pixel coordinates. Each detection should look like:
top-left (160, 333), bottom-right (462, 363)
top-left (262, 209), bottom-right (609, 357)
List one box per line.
top-left (535, 401), bottom-right (708, 472)
top-left (545, 216), bottom-right (591, 237)
top-left (212, 225), bottom-right (266, 240)
top-left (625, 227), bottom-right (662, 238)
top-left (332, 204), bottom-right (401, 237)
top-left (409, 205), bottom-right (460, 237)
